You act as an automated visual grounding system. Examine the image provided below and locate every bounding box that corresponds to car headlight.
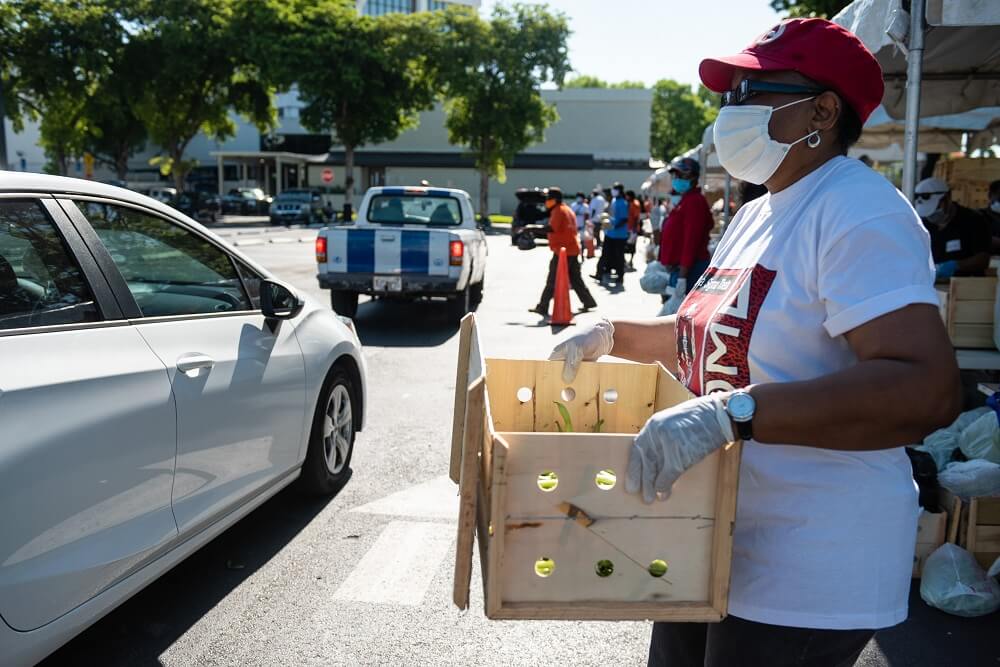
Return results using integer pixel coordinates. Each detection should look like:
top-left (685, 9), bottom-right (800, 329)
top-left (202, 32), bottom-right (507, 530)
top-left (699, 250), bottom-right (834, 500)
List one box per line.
top-left (336, 314), bottom-right (359, 341)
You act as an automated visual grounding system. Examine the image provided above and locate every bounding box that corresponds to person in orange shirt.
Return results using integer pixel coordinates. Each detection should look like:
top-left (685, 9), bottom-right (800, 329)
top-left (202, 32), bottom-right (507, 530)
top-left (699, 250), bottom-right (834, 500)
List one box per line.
top-left (626, 189), bottom-right (642, 268)
top-left (530, 187), bottom-right (598, 316)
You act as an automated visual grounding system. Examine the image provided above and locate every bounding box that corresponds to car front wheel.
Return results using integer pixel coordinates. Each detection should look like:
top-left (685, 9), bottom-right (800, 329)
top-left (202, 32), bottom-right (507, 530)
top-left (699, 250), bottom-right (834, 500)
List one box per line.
top-left (298, 366), bottom-right (357, 495)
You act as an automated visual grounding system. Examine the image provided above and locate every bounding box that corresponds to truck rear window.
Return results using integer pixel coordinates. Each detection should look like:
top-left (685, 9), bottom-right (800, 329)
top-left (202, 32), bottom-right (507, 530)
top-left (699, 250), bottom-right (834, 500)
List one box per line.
top-left (367, 194), bottom-right (462, 226)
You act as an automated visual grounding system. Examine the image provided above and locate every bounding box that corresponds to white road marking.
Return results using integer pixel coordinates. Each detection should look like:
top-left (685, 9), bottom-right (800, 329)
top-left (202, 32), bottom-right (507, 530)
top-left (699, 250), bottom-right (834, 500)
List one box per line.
top-left (349, 474), bottom-right (458, 520)
top-left (332, 521), bottom-right (454, 605)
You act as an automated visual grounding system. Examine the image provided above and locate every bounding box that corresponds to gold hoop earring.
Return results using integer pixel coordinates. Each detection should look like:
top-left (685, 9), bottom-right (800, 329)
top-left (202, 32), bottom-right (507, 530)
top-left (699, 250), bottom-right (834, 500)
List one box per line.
top-left (807, 133), bottom-right (822, 149)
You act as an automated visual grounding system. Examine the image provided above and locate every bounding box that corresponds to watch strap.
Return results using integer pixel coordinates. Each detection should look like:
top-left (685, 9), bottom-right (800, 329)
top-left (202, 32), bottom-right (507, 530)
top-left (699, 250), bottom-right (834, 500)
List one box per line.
top-left (734, 418), bottom-right (753, 441)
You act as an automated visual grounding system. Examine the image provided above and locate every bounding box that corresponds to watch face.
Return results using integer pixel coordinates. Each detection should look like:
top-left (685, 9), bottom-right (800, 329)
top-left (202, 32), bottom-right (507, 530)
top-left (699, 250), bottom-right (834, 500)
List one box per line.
top-left (728, 392), bottom-right (755, 422)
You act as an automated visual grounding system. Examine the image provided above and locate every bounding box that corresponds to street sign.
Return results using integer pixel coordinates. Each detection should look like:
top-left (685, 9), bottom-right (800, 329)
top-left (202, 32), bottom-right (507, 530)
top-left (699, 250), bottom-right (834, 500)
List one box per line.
top-left (322, 168), bottom-right (334, 183)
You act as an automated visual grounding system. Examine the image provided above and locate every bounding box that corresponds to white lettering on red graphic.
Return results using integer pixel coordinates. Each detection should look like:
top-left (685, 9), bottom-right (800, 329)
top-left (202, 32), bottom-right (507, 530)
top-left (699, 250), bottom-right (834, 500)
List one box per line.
top-left (676, 265), bottom-right (777, 396)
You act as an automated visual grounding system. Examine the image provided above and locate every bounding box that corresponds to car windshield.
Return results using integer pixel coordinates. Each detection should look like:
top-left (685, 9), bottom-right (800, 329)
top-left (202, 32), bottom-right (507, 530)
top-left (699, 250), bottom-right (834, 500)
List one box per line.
top-left (367, 194), bottom-right (462, 226)
top-left (276, 192), bottom-right (312, 203)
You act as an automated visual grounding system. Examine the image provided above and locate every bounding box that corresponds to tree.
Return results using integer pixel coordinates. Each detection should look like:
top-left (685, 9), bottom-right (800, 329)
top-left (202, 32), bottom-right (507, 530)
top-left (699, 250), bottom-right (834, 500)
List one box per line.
top-left (564, 75), bottom-right (646, 89)
top-left (260, 1), bottom-right (440, 210)
top-left (769, 0), bottom-right (851, 18)
top-left (437, 4), bottom-right (571, 218)
top-left (649, 79), bottom-right (718, 162)
top-left (125, 0), bottom-right (274, 192)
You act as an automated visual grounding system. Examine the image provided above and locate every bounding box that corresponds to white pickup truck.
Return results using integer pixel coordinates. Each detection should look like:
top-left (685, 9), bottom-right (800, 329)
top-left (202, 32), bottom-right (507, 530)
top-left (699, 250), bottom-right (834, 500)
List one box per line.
top-left (315, 186), bottom-right (488, 321)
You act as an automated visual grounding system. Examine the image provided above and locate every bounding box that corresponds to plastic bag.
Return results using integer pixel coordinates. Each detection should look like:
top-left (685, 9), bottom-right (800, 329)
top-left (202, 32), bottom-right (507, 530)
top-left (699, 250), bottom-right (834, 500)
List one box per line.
top-left (639, 261), bottom-right (670, 294)
top-left (917, 407), bottom-right (990, 471)
top-left (959, 410), bottom-right (1000, 464)
top-left (920, 543), bottom-right (1000, 617)
top-left (938, 459), bottom-right (1000, 498)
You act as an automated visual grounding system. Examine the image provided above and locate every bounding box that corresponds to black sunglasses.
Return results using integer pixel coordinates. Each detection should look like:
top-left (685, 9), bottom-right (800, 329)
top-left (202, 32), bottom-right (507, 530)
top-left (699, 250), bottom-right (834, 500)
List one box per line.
top-left (914, 191), bottom-right (948, 203)
top-left (720, 80), bottom-right (827, 108)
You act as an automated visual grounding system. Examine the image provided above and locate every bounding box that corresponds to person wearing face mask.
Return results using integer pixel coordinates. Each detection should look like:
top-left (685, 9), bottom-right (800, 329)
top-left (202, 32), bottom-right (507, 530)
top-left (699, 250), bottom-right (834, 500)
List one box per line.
top-left (549, 18), bottom-right (959, 667)
top-left (650, 197), bottom-right (667, 246)
top-left (593, 182), bottom-right (629, 283)
top-left (529, 187), bottom-right (597, 317)
top-left (981, 180), bottom-right (1000, 254)
top-left (570, 191), bottom-right (590, 260)
top-left (657, 157), bottom-right (714, 312)
top-left (913, 177), bottom-right (990, 281)
top-left (589, 188), bottom-right (607, 248)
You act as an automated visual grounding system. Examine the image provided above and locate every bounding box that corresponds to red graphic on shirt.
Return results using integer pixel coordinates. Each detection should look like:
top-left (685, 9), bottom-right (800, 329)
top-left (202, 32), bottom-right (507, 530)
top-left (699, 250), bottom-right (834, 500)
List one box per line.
top-left (676, 265), bottom-right (777, 396)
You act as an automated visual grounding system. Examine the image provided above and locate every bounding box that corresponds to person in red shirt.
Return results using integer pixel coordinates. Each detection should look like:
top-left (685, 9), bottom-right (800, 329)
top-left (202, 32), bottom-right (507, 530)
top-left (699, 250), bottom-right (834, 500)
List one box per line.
top-left (658, 157), bottom-right (714, 309)
top-left (626, 190), bottom-right (642, 268)
top-left (530, 187), bottom-right (598, 316)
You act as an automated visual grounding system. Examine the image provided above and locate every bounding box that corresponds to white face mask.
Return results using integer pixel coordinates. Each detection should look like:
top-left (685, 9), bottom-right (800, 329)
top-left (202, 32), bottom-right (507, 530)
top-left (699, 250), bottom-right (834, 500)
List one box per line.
top-left (991, 200), bottom-right (1000, 214)
top-left (713, 97), bottom-right (819, 185)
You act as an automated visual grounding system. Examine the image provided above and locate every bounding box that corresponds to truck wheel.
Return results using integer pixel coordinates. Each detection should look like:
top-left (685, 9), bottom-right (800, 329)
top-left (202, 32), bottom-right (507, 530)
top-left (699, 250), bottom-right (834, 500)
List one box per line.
top-left (331, 290), bottom-right (359, 318)
top-left (448, 285), bottom-right (471, 322)
top-left (470, 278), bottom-right (484, 308)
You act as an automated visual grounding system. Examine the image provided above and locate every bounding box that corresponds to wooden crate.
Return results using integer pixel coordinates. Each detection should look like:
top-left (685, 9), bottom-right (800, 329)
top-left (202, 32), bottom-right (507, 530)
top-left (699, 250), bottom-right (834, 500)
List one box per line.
top-left (912, 509), bottom-right (949, 578)
top-left (934, 157), bottom-right (1000, 209)
top-left (940, 491), bottom-right (1000, 570)
top-left (936, 277), bottom-right (997, 349)
top-left (450, 314), bottom-right (742, 622)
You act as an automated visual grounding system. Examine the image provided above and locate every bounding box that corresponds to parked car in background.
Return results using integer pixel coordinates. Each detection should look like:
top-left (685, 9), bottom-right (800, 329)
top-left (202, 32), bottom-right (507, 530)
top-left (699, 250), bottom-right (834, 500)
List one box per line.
top-left (316, 186), bottom-right (487, 321)
top-left (510, 187), bottom-right (550, 245)
top-left (0, 172), bottom-right (367, 666)
top-left (134, 185), bottom-right (177, 204)
top-left (222, 187), bottom-right (272, 215)
top-left (171, 190), bottom-right (221, 222)
top-left (270, 188), bottom-right (327, 226)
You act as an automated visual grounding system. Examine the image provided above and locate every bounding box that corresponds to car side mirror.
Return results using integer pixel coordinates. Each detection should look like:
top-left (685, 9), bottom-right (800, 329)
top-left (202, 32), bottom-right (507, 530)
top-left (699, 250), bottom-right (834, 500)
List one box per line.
top-left (261, 279), bottom-right (304, 319)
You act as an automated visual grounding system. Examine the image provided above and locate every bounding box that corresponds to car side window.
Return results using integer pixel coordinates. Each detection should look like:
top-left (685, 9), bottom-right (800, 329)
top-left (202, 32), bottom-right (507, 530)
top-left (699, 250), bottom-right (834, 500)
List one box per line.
top-left (76, 201), bottom-right (252, 317)
top-left (0, 200), bottom-right (101, 330)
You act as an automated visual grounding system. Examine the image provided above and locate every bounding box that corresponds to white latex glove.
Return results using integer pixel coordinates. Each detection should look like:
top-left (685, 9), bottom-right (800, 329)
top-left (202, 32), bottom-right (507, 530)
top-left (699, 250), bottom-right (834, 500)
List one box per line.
top-left (626, 392), bottom-right (735, 504)
top-left (549, 318), bottom-right (615, 383)
top-left (662, 277), bottom-right (687, 316)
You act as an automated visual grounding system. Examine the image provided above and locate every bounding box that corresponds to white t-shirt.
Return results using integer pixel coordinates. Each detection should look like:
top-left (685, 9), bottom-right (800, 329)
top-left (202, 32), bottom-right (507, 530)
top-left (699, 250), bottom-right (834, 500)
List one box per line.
top-left (589, 195), bottom-right (607, 221)
top-left (675, 156), bottom-right (937, 630)
top-left (570, 200), bottom-right (588, 230)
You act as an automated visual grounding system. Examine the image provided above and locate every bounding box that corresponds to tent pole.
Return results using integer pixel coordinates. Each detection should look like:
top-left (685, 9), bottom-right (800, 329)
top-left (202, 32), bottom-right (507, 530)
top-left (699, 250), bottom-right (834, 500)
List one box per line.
top-left (902, 0), bottom-right (926, 201)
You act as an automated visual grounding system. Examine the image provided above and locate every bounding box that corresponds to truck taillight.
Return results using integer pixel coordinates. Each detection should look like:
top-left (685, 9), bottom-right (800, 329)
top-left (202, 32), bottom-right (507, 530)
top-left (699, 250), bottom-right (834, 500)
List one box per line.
top-left (315, 236), bottom-right (328, 263)
top-left (449, 240), bottom-right (464, 266)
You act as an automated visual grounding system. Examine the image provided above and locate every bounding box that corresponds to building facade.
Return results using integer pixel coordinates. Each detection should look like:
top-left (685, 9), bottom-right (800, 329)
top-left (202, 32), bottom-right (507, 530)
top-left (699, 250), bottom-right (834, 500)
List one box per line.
top-left (357, 0), bottom-right (480, 16)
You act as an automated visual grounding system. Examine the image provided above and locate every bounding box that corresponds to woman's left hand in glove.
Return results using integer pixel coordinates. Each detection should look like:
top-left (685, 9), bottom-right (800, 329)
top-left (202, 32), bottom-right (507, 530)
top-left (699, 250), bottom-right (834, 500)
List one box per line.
top-left (626, 392), bottom-right (736, 503)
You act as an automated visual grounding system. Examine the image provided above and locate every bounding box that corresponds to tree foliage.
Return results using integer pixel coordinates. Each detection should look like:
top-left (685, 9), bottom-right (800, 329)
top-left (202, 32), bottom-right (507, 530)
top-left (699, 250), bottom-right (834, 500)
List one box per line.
top-left (437, 3), bottom-right (571, 216)
top-left (649, 79), bottom-right (718, 162)
top-left (769, 0), bottom-right (851, 18)
top-left (564, 75), bottom-right (645, 89)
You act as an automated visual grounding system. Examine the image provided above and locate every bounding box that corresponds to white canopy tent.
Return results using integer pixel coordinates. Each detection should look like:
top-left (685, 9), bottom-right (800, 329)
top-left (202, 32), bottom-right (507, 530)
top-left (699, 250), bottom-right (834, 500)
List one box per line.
top-left (859, 104), bottom-right (1000, 153)
top-left (834, 0), bottom-right (1000, 198)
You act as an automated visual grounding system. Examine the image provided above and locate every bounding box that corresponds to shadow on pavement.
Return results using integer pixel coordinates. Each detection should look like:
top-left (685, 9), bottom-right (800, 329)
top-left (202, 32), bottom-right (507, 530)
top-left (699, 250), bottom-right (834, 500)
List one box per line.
top-left (860, 583), bottom-right (999, 666)
top-left (352, 297), bottom-right (460, 347)
top-left (39, 474), bottom-right (350, 667)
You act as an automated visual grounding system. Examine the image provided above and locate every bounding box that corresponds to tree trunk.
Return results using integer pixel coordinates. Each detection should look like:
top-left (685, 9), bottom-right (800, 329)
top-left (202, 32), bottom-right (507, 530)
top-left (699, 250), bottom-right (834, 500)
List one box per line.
top-left (479, 167), bottom-right (489, 223)
top-left (344, 143), bottom-right (355, 208)
top-left (115, 148), bottom-right (129, 182)
top-left (172, 148), bottom-right (185, 193)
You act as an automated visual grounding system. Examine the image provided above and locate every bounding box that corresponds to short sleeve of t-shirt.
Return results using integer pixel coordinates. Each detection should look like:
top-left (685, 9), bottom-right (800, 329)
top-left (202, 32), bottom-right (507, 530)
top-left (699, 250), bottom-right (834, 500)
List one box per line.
top-left (819, 213), bottom-right (938, 337)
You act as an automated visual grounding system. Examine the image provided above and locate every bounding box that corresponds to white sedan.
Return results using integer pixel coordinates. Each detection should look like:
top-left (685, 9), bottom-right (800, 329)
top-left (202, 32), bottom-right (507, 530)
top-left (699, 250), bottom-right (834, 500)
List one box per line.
top-left (0, 172), bottom-right (366, 666)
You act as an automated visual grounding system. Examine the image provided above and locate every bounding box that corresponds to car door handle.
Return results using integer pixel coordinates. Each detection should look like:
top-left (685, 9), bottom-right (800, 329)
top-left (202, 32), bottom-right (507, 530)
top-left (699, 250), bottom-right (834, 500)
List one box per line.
top-left (176, 353), bottom-right (215, 376)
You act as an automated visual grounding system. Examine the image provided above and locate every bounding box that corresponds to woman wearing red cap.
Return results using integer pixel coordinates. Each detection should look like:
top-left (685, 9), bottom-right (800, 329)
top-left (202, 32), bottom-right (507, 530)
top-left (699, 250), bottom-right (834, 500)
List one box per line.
top-left (551, 18), bottom-right (959, 666)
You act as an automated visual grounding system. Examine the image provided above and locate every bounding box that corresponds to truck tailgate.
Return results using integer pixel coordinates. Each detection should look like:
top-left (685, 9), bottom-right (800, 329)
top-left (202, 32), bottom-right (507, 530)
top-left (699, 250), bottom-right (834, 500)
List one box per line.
top-left (324, 227), bottom-right (453, 275)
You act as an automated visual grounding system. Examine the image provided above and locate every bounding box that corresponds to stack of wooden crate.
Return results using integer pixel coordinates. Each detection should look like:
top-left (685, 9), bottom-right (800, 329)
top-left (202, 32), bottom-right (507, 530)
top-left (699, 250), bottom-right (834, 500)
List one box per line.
top-left (941, 490), bottom-right (1000, 571)
top-left (934, 157), bottom-right (1000, 209)
top-left (936, 277), bottom-right (997, 349)
top-left (449, 314), bottom-right (743, 622)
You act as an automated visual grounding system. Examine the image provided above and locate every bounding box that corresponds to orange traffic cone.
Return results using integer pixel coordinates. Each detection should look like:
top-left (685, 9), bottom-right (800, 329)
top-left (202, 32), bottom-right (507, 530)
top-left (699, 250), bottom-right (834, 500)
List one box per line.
top-left (550, 247), bottom-right (574, 326)
top-left (584, 236), bottom-right (595, 258)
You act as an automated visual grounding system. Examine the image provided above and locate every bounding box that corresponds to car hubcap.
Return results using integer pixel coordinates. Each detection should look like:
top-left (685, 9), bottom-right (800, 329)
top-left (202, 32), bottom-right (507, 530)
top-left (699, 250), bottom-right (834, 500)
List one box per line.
top-left (323, 384), bottom-right (353, 474)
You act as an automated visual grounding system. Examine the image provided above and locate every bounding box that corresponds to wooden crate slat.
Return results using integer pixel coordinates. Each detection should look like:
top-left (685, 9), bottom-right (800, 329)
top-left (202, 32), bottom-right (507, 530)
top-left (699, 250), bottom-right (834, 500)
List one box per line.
top-left (499, 518), bottom-right (713, 605)
top-left (501, 432), bottom-right (720, 519)
top-left (597, 362), bottom-right (659, 434)
top-left (484, 359), bottom-right (535, 432)
top-left (950, 277), bottom-right (997, 301)
top-left (974, 497), bottom-right (1000, 524)
top-left (950, 324), bottom-right (995, 349)
top-left (450, 314), bottom-right (478, 484)
top-left (486, 434), bottom-right (509, 617)
top-left (655, 363), bottom-right (694, 410)
top-left (533, 359), bottom-right (601, 433)
top-left (709, 441), bottom-right (741, 614)
top-left (489, 601), bottom-right (722, 622)
top-left (974, 525), bottom-right (1000, 551)
top-left (951, 300), bottom-right (994, 323)
top-left (453, 377), bottom-right (486, 610)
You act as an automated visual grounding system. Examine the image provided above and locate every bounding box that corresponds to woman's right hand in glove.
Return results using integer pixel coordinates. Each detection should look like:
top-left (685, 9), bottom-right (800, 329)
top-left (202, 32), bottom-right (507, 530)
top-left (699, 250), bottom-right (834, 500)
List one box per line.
top-left (549, 319), bottom-right (615, 382)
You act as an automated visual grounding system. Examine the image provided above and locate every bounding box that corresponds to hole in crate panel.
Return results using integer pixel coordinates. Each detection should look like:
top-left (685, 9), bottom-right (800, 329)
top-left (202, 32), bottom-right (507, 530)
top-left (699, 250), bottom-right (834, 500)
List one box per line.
top-left (603, 388), bottom-right (619, 404)
top-left (595, 559), bottom-right (614, 577)
top-left (516, 387), bottom-right (533, 403)
top-left (560, 387), bottom-right (576, 402)
top-left (595, 469), bottom-right (616, 490)
top-left (534, 557), bottom-right (555, 577)
top-left (537, 471), bottom-right (559, 492)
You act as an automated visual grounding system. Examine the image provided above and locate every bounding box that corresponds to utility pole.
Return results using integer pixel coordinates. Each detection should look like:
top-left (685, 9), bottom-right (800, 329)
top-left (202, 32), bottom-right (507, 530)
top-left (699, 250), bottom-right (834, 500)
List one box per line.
top-left (0, 76), bottom-right (9, 171)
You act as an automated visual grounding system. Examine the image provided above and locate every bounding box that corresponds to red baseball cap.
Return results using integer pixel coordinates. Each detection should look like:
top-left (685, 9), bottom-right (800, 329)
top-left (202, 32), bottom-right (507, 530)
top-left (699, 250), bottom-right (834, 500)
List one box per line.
top-left (699, 18), bottom-right (884, 124)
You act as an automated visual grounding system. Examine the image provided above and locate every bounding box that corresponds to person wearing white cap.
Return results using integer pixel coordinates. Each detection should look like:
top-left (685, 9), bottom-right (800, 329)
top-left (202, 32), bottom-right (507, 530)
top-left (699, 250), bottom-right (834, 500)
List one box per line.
top-left (914, 177), bottom-right (990, 281)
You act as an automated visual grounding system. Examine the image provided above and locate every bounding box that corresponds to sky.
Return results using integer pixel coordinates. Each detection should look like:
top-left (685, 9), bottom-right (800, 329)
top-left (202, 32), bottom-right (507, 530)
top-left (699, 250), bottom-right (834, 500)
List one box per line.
top-left (480, 0), bottom-right (784, 90)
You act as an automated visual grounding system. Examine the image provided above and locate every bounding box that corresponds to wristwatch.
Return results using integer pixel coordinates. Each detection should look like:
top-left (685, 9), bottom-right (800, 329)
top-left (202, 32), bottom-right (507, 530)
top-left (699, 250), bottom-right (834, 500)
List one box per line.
top-left (726, 390), bottom-right (756, 441)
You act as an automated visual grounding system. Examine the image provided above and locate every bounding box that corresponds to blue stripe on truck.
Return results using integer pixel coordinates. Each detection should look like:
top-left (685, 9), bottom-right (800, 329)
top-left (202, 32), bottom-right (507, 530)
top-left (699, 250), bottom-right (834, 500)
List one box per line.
top-left (347, 229), bottom-right (375, 273)
top-left (401, 231), bottom-right (429, 273)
